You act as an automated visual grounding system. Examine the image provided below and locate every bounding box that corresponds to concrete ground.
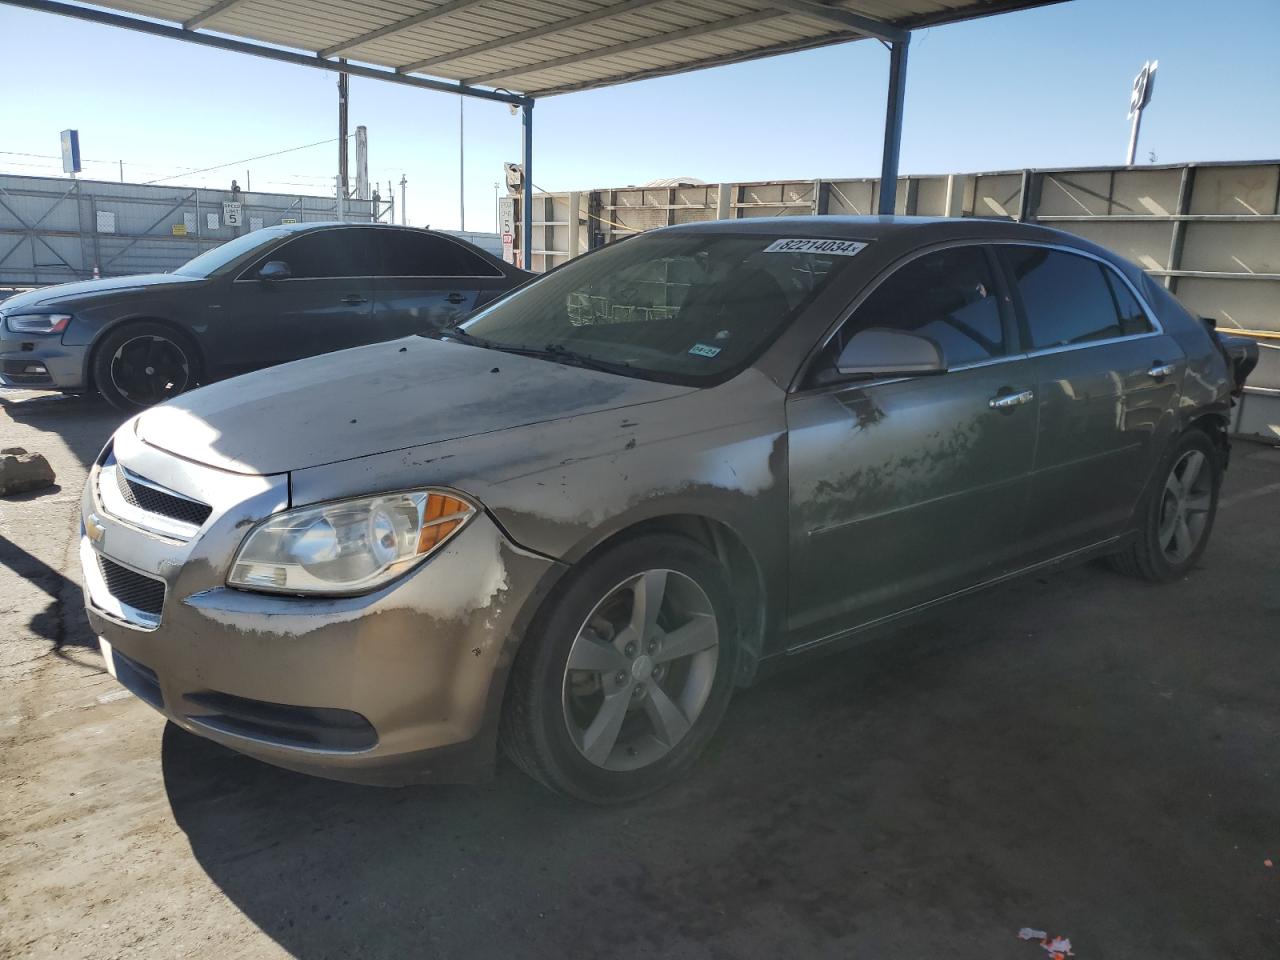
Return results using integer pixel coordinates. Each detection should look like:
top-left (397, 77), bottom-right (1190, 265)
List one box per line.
top-left (2, 386), bottom-right (1278, 960)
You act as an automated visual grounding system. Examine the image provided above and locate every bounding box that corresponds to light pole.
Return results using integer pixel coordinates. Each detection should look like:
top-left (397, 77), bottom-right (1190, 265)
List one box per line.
top-left (1126, 60), bottom-right (1158, 166)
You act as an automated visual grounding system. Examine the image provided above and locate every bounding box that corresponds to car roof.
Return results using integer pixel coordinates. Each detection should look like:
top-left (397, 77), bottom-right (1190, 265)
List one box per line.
top-left (272, 221), bottom-right (444, 235)
top-left (662, 214), bottom-right (1073, 243)
top-left (657, 214), bottom-right (1123, 270)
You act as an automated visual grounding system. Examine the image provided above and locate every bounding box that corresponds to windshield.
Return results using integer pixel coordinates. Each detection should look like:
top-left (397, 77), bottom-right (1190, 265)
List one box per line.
top-left (457, 232), bottom-right (861, 384)
top-left (173, 228), bottom-right (292, 278)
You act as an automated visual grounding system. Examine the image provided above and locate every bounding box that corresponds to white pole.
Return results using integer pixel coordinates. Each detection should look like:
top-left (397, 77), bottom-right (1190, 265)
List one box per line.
top-left (1126, 109), bottom-right (1142, 166)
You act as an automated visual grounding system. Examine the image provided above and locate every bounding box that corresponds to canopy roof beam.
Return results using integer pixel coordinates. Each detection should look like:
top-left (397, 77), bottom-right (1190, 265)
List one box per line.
top-left (9, 0), bottom-right (530, 105)
top-left (399, 0), bottom-right (674, 75)
top-left (770, 0), bottom-right (906, 43)
top-left (318, 0), bottom-right (490, 59)
top-left (182, 0), bottom-right (246, 31)
top-left (466, 9), bottom-right (798, 86)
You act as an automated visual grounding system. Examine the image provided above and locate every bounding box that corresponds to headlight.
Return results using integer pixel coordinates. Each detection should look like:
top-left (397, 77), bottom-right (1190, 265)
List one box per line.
top-left (228, 490), bottom-right (477, 595)
top-left (5, 313), bottom-right (72, 334)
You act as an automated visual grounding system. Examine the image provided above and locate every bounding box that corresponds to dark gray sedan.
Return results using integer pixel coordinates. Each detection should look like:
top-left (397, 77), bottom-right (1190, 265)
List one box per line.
top-left (81, 216), bottom-right (1256, 803)
top-left (0, 222), bottom-right (528, 409)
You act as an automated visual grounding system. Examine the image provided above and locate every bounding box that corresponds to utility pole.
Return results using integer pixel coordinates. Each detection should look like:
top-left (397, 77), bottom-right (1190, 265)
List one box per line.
top-left (118, 159), bottom-right (124, 183)
top-left (399, 174), bottom-right (407, 226)
top-left (1126, 60), bottom-right (1157, 166)
top-left (338, 60), bottom-right (350, 198)
top-left (245, 168), bottom-right (251, 192)
top-left (459, 97), bottom-right (465, 231)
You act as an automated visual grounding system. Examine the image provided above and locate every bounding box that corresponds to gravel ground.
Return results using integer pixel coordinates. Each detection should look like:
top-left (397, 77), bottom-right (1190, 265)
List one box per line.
top-left (2, 387), bottom-right (1278, 960)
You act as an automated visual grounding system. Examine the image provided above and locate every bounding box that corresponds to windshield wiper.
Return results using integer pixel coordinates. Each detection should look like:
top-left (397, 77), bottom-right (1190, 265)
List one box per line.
top-left (495, 343), bottom-right (634, 377)
top-left (432, 328), bottom-right (634, 377)
top-left (432, 323), bottom-right (493, 347)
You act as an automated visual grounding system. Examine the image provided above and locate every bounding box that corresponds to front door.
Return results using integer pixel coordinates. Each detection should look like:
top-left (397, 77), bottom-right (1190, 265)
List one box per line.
top-left (787, 244), bottom-right (1039, 647)
top-left (997, 245), bottom-right (1185, 559)
top-left (222, 227), bottom-right (376, 372)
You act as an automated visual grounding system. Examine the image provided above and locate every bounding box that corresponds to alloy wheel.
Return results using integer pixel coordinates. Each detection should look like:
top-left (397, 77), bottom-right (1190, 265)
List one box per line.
top-left (1158, 449), bottom-right (1213, 564)
top-left (561, 569), bottom-right (719, 772)
top-left (109, 335), bottom-right (191, 405)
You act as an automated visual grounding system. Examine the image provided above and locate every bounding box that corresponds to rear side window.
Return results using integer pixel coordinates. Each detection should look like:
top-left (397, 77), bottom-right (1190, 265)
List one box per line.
top-left (245, 229), bottom-right (373, 279)
top-left (375, 231), bottom-right (502, 278)
top-left (1103, 268), bottom-right (1155, 336)
top-left (836, 245), bottom-right (1006, 367)
top-left (1003, 246), bottom-right (1149, 349)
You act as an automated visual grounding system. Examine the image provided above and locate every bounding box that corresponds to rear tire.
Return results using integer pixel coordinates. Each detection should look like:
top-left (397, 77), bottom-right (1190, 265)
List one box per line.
top-left (1108, 427), bottom-right (1222, 582)
top-left (92, 322), bottom-right (200, 412)
top-left (500, 533), bottom-right (739, 804)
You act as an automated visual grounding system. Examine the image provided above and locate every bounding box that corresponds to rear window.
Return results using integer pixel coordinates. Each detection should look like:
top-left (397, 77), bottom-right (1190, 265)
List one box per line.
top-left (376, 231), bottom-right (502, 278)
top-left (1002, 246), bottom-right (1150, 349)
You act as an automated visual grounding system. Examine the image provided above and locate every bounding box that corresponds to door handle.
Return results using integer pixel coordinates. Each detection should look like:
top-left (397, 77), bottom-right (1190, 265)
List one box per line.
top-left (444, 293), bottom-right (467, 304)
top-left (988, 388), bottom-right (1034, 410)
top-left (341, 294), bottom-right (368, 305)
top-left (1147, 361), bottom-right (1176, 379)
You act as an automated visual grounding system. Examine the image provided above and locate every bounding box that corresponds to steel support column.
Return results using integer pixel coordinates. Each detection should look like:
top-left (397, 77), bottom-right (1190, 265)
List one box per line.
top-left (522, 99), bottom-right (534, 270)
top-left (877, 34), bottom-right (910, 216)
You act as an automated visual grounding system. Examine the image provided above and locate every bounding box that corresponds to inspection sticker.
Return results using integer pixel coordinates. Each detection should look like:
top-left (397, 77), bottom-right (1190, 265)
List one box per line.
top-left (688, 343), bottom-right (722, 358)
top-left (764, 238), bottom-right (867, 256)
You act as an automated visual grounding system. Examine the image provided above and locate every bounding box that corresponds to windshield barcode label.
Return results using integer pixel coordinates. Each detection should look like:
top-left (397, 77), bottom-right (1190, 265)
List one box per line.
top-left (763, 238), bottom-right (868, 256)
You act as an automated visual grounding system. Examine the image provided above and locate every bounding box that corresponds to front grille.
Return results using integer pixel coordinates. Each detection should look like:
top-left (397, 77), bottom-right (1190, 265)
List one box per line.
top-left (97, 555), bottom-right (165, 616)
top-left (116, 467), bottom-right (212, 527)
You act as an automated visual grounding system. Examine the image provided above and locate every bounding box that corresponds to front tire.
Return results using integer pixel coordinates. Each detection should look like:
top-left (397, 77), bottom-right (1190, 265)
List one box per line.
top-left (92, 322), bottom-right (200, 412)
top-left (501, 534), bottom-right (739, 803)
top-left (1109, 427), bottom-right (1222, 582)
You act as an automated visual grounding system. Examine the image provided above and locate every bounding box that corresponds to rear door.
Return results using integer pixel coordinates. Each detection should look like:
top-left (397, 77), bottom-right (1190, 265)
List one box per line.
top-left (998, 244), bottom-right (1184, 559)
top-left (372, 231), bottom-right (511, 339)
top-left (786, 244), bottom-right (1039, 645)
top-left (223, 227), bottom-right (376, 370)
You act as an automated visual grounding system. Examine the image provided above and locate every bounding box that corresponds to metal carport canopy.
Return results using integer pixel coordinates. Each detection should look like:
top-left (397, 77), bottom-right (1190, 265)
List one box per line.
top-left (7, 0), bottom-right (1066, 262)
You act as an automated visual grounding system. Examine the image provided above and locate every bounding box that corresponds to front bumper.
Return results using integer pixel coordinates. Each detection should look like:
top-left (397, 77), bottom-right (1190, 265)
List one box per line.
top-left (81, 424), bottom-right (563, 785)
top-left (0, 331), bottom-right (85, 389)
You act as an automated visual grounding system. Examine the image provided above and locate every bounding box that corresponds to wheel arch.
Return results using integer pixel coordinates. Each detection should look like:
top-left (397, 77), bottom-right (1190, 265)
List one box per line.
top-left (532, 513), bottom-right (770, 686)
top-left (1185, 410), bottom-right (1231, 471)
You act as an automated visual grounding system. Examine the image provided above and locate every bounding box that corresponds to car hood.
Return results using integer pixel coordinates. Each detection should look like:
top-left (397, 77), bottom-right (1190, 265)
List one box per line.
top-left (1, 273), bottom-right (203, 311)
top-left (135, 336), bottom-right (694, 475)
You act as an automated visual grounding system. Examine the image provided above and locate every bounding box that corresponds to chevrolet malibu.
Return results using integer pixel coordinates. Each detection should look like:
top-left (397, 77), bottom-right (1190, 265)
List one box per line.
top-left (82, 217), bottom-right (1256, 803)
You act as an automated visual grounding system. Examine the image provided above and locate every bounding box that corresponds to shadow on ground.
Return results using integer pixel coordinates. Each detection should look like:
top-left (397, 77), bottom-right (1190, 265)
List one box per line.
top-left (162, 522), bottom-right (1280, 959)
top-left (2, 391), bottom-right (122, 656)
top-left (0, 391), bottom-right (121, 471)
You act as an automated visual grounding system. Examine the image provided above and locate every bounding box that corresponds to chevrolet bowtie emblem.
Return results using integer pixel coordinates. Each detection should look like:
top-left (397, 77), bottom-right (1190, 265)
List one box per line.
top-left (85, 513), bottom-right (106, 544)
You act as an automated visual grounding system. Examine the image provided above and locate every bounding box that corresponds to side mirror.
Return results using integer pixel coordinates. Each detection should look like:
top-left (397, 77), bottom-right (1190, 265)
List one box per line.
top-left (257, 260), bottom-right (291, 281)
top-left (836, 328), bottom-right (946, 378)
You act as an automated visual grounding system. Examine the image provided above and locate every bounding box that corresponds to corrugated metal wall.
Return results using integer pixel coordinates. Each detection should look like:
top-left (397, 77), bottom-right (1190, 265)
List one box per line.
top-left (0, 173), bottom-right (380, 287)
top-left (517, 160), bottom-right (1279, 440)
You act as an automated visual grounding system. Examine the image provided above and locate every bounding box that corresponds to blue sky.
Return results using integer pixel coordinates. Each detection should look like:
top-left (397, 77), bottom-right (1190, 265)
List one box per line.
top-left (2, 0), bottom-right (1278, 231)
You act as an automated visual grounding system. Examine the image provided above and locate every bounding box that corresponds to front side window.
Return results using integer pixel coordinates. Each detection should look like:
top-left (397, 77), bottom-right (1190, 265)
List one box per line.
top-left (458, 233), bottom-right (859, 384)
top-left (175, 227), bottom-right (292, 278)
top-left (376, 231), bottom-right (502, 278)
top-left (821, 245), bottom-right (1006, 374)
top-left (1003, 246), bottom-right (1148, 349)
top-left (245, 229), bottom-right (374, 279)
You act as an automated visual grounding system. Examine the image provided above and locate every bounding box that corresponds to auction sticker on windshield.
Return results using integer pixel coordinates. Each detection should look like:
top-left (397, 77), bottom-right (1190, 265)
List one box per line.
top-left (763, 238), bottom-right (868, 256)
